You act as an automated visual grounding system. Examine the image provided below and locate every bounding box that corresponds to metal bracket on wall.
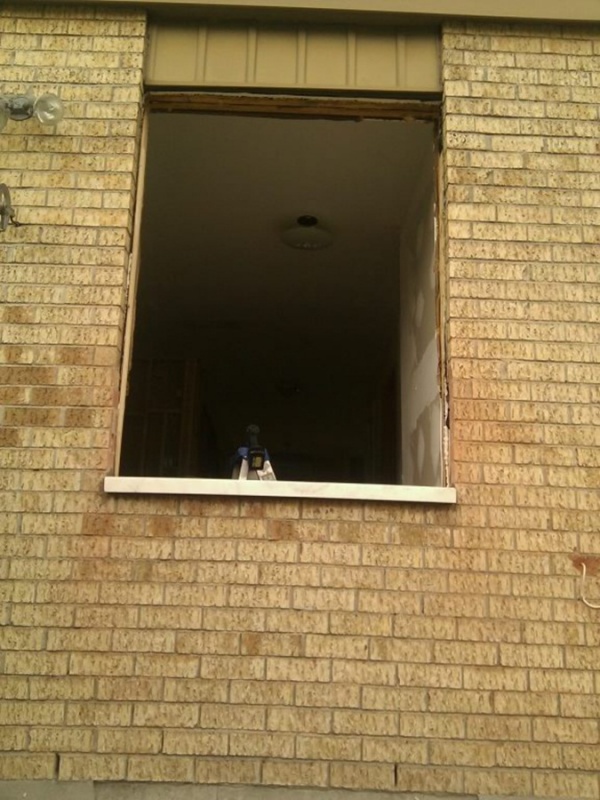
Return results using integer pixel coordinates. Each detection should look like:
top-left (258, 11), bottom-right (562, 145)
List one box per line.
top-left (0, 183), bottom-right (23, 231)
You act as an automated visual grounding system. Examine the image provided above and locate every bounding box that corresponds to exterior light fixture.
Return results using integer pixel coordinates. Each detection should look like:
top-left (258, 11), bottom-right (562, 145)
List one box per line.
top-left (0, 184), bottom-right (21, 231)
top-left (0, 93), bottom-right (65, 131)
top-left (281, 215), bottom-right (332, 251)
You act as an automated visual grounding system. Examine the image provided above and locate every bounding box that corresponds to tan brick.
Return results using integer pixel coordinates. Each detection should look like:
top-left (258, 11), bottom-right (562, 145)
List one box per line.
top-left (305, 634), bottom-right (369, 660)
top-left (333, 660), bottom-right (396, 687)
top-left (240, 632), bottom-right (300, 657)
top-left (164, 678), bottom-right (227, 704)
top-left (194, 757), bottom-right (260, 784)
top-left (29, 727), bottom-right (94, 752)
top-left (494, 690), bottom-right (559, 717)
top-left (58, 754), bottom-right (127, 780)
top-left (0, 754), bottom-right (56, 780)
top-left (200, 703), bottom-right (265, 731)
top-left (0, 727), bottom-right (28, 751)
top-left (362, 687), bottom-right (426, 711)
top-left (266, 707), bottom-right (330, 734)
top-left (69, 653), bottom-right (134, 676)
top-left (97, 728), bottom-right (162, 753)
top-left (66, 701), bottom-right (131, 727)
top-left (330, 611), bottom-right (393, 636)
top-left (229, 732), bottom-right (294, 758)
top-left (533, 716), bottom-right (599, 743)
top-left (496, 742), bottom-right (562, 768)
top-left (114, 629), bottom-right (176, 653)
top-left (162, 730), bottom-right (228, 755)
top-left (266, 657), bottom-right (330, 683)
top-left (334, 709), bottom-right (398, 736)
top-left (96, 677), bottom-right (163, 701)
top-left (132, 702), bottom-right (197, 728)
top-left (0, 677), bottom-right (29, 700)
top-left (295, 683), bottom-right (360, 709)
top-left (265, 609), bottom-right (327, 633)
top-left (296, 734), bottom-right (361, 761)
top-left (262, 759), bottom-right (328, 787)
top-left (201, 655), bottom-right (264, 681)
top-left (362, 737), bottom-right (428, 764)
top-left (464, 768), bottom-right (533, 797)
top-left (135, 654), bottom-right (198, 678)
top-left (127, 755), bottom-right (194, 782)
top-left (330, 761), bottom-right (395, 790)
top-left (532, 770), bottom-right (599, 798)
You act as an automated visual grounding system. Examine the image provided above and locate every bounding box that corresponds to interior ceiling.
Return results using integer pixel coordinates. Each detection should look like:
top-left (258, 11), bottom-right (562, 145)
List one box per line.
top-left (134, 110), bottom-right (434, 422)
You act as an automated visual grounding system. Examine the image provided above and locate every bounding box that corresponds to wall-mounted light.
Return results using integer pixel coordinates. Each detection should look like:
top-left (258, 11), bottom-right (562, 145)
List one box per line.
top-left (0, 184), bottom-right (21, 231)
top-left (281, 215), bottom-right (332, 251)
top-left (0, 93), bottom-right (65, 131)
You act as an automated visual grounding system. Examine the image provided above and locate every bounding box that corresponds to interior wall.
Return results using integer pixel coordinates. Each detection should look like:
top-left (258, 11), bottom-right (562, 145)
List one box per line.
top-left (398, 147), bottom-right (442, 486)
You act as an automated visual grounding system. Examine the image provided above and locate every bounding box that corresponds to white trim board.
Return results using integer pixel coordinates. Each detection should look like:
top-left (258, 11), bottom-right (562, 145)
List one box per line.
top-left (104, 476), bottom-right (457, 503)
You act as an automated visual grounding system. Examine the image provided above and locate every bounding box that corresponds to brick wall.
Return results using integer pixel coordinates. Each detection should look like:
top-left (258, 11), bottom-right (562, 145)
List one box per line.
top-left (1, 6), bottom-right (600, 799)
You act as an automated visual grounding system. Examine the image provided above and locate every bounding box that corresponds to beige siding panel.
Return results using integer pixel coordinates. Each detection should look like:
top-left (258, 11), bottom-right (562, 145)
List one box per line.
top-left (304, 28), bottom-right (349, 87)
top-left (255, 28), bottom-right (300, 85)
top-left (149, 25), bottom-right (200, 84)
top-left (204, 25), bottom-right (250, 84)
top-left (355, 31), bottom-right (400, 89)
top-left (146, 23), bottom-right (441, 92)
top-left (406, 32), bottom-right (441, 93)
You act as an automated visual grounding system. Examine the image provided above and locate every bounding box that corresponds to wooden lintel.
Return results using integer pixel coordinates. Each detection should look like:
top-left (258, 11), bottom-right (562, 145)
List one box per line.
top-left (147, 92), bottom-right (441, 121)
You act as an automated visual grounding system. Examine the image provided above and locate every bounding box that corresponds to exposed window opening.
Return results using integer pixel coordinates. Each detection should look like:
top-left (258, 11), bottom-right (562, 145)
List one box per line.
top-left (118, 98), bottom-right (444, 488)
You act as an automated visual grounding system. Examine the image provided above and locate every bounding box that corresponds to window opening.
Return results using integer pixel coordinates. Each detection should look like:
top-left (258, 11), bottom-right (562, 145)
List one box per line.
top-left (119, 99), bottom-right (443, 487)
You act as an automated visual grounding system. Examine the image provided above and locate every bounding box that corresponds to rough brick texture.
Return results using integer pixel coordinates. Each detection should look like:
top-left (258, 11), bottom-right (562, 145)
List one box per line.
top-left (1, 6), bottom-right (600, 799)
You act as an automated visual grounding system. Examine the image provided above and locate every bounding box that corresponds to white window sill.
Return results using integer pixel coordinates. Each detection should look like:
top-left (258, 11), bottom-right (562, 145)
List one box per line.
top-left (104, 476), bottom-right (456, 504)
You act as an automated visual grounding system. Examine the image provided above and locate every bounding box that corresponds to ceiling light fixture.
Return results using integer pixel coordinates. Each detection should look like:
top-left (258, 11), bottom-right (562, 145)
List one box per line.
top-left (281, 215), bottom-right (332, 251)
top-left (0, 92), bottom-right (65, 132)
